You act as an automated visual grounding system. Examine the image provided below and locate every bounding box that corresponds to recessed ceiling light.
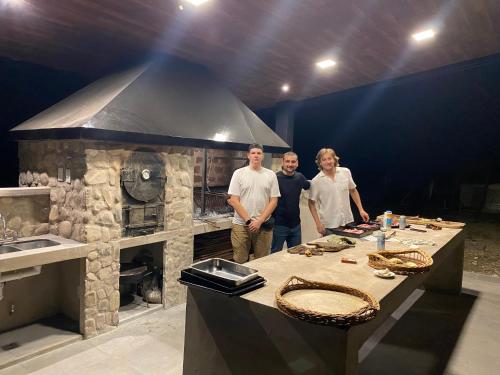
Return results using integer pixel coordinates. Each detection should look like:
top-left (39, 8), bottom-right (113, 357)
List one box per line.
top-left (412, 29), bottom-right (436, 42)
top-left (281, 84), bottom-right (290, 93)
top-left (178, 4), bottom-right (184, 11)
top-left (316, 59), bottom-right (337, 70)
top-left (186, 0), bottom-right (210, 6)
top-left (4, 0), bottom-right (26, 7)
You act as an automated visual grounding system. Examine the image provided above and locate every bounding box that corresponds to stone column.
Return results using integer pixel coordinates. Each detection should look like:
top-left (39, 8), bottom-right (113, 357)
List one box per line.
top-left (163, 148), bottom-right (195, 307)
top-left (81, 145), bottom-right (123, 338)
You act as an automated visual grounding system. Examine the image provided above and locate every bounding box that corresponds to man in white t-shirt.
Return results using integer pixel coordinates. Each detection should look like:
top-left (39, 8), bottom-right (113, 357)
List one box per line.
top-left (308, 148), bottom-right (369, 235)
top-left (228, 143), bottom-right (280, 263)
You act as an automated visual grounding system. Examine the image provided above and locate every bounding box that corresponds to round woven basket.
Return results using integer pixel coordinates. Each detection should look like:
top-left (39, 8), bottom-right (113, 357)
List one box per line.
top-left (275, 276), bottom-right (380, 327)
top-left (367, 249), bottom-right (433, 275)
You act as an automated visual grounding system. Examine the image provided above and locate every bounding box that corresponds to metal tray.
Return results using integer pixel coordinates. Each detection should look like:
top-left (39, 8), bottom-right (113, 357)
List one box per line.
top-left (189, 258), bottom-right (259, 286)
top-left (179, 269), bottom-right (266, 296)
top-left (345, 221), bottom-right (381, 231)
top-left (328, 227), bottom-right (374, 238)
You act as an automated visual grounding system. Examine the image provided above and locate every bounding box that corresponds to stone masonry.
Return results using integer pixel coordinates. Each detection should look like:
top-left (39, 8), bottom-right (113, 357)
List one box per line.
top-left (193, 148), bottom-right (246, 188)
top-left (18, 140), bottom-right (195, 338)
top-left (162, 147), bottom-right (194, 307)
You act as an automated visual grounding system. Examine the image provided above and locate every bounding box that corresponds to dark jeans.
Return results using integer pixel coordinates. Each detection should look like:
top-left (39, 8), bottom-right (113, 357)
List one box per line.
top-left (271, 224), bottom-right (302, 253)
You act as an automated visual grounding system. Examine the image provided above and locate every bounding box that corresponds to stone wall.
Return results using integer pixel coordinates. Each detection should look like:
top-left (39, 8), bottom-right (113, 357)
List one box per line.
top-left (81, 143), bottom-right (123, 337)
top-left (18, 140), bottom-right (120, 338)
top-left (0, 195), bottom-right (49, 238)
top-left (18, 141), bottom-right (87, 241)
top-left (18, 140), bottom-right (195, 338)
top-left (270, 154), bottom-right (283, 172)
top-left (193, 149), bottom-right (246, 188)
top-left (162, 147), bottom-right (194, 306)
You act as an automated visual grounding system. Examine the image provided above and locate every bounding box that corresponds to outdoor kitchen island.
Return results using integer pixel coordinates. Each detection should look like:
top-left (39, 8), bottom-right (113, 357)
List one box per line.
top-left (182, 226), bottom-right (464, 375)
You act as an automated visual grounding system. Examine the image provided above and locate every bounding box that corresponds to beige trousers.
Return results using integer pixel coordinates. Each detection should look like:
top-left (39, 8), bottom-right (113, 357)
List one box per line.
top-left (231, 224), bottom-right (273, 264)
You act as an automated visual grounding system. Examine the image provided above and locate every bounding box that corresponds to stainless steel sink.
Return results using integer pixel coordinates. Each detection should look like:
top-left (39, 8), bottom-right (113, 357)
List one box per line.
top-left (11, 239), bottom-right (60, 251)
top-left (0, 245), bottom-right (21, 254)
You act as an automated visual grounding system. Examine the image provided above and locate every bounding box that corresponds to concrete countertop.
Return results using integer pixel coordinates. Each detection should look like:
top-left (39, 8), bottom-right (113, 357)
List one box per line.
top-left (241, 226), bottom-right (463, 308)
top-left (0, 187), bottom-right (50, 197)
top-left (0, 234), bottom-right (92, 273)
top-left (118, 216), bottom-right (233, 249)
top-left (193, 216), bottom-right (232, 235)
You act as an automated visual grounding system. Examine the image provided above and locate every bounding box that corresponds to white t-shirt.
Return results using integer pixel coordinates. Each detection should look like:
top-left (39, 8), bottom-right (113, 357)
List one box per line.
top-left (309, 167), bottom-right (357, 228)
top-left (228, 166), bottom-right (281, 225)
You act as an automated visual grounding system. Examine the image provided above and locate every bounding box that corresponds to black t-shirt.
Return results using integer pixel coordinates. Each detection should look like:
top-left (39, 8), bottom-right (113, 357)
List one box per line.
top-left (273, 170), bottom-right (310, 228)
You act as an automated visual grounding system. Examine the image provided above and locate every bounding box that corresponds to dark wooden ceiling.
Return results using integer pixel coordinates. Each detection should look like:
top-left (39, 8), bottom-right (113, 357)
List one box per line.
top-left (1, 0), bottom-right (500, 109)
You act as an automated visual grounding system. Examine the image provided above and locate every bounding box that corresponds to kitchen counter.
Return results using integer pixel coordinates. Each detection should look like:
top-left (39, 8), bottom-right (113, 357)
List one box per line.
top-left (182, 226), bottom-right (465, 375)
top-left (242, 226), bottom-right (463, 307)
top-left (118, 216), bottom-right (233, 250)
top-left (193, 215), bottom-right (232, 235)
top-left (0, 234), bottom-right (92, 273)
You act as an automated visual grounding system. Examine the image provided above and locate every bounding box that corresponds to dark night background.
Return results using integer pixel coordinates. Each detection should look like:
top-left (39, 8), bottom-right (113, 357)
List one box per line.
top-left (258, 54), bottom-right (500, 219)
top-left (1, 54), bottom-right (500, 220)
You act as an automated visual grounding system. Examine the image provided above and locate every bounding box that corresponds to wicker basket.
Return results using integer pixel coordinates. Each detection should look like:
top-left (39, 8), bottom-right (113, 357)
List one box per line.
top-left (275, 276), bottom-right (380, 327)
top-left (367, 249), bottom-right (433, 275)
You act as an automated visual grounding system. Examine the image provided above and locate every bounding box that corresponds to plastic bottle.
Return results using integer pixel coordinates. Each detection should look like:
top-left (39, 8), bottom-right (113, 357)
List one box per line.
top-left (376, 231), bottom-right (385, 251)
top-left (399, 215), bottom-right (407, 229)
top-left (381, 212), bottom-right (387, 231)
top-left (386, 211), bottom-right (393, 227)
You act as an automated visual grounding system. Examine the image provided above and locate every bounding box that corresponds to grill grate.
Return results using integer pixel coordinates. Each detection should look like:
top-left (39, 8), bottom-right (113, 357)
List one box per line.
top-left (193, 188), bottom-right (233, 217)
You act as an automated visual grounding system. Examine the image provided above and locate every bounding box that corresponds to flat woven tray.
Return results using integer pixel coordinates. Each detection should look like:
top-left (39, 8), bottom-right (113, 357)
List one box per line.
top-left (367, 249), bottom-right (433, 275)
top-left (275, 276), bottom-right (380, 327)
top-left (306, 242), bottom-right (352, 252)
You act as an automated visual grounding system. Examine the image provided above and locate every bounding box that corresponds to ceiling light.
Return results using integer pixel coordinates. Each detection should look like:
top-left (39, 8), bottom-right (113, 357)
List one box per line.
top-left (4, 0), bottom-right (26, 7)
top-left (412, 29), bottom-right (436, 42)
top-left (186, 0), bottom-right (210, 6)
top-left (178, 4), bottom-right (184, 10)
top-left (281, 84), bottom-right (290, 93)
top-left (213, 132), bottom-right (227, 142)
top-left (316, 59), bottom-right (337, 70)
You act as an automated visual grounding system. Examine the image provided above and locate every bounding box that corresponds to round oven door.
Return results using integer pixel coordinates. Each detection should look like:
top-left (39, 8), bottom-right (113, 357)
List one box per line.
top-left (122, 149), bottom-right (166, 202)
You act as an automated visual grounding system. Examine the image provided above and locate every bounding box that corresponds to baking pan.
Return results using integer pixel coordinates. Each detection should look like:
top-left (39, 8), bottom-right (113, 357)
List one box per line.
top-left (179, 269), bottom-right (266, 296)
top-left (189, 258), bottom-right (259, 286)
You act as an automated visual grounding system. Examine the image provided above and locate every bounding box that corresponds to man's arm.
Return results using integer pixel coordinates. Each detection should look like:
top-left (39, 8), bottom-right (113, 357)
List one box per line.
top-left (302, 174), bottom-right (311, 190)
top-left (349, 188), bottom-right (369, 222)
top-left (308, 199), bottom-right (325, 235)
top-left (249, 197), bottom-right (278, 232)
top-left (228, 195), bottom-right (251, 223)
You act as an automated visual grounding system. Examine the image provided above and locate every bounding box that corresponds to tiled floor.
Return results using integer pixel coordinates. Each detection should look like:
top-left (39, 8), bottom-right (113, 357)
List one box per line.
top-left (0, 324), bottom-right (81, 370)
top-left (118, 295), bottom-right (163, 324)
top-left (1, 272), bottom-right (499, 375)
top-left (0, 304), bottom-right (185, 375)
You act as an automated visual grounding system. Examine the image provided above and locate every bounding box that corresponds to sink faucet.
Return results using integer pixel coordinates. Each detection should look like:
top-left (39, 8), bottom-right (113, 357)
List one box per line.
top-left (0, 213), bottom-right (16, 244)
top-left (0, 213), bottom-right (6, 240)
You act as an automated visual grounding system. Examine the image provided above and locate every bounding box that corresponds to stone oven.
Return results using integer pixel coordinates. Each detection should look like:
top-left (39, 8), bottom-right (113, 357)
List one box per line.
top-left (10, 56), bottom-right (288, 338)
top-left (120, 149), bottom-right (166, 237)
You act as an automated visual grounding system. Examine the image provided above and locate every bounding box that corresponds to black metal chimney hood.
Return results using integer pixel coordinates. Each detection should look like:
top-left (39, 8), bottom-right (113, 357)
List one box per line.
top-left (10, 56), bottom-right (289, 153)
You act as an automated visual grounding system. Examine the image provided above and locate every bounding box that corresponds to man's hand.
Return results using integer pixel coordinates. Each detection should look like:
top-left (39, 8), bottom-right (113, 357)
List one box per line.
top-left (316, 223), bottom-right (326, 236)
top-left (359, 209), bottom-right (370, 222)
top-left (248, 217), bottom-right (262, 233)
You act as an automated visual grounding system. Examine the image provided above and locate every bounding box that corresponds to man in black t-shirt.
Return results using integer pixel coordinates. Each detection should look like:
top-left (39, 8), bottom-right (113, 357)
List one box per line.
top-left (271, 152), bottom-right (310, 252)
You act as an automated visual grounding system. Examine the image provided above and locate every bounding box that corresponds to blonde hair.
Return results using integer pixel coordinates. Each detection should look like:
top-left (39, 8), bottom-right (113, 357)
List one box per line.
top-left (315, 148), bottom-right (340, 170)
